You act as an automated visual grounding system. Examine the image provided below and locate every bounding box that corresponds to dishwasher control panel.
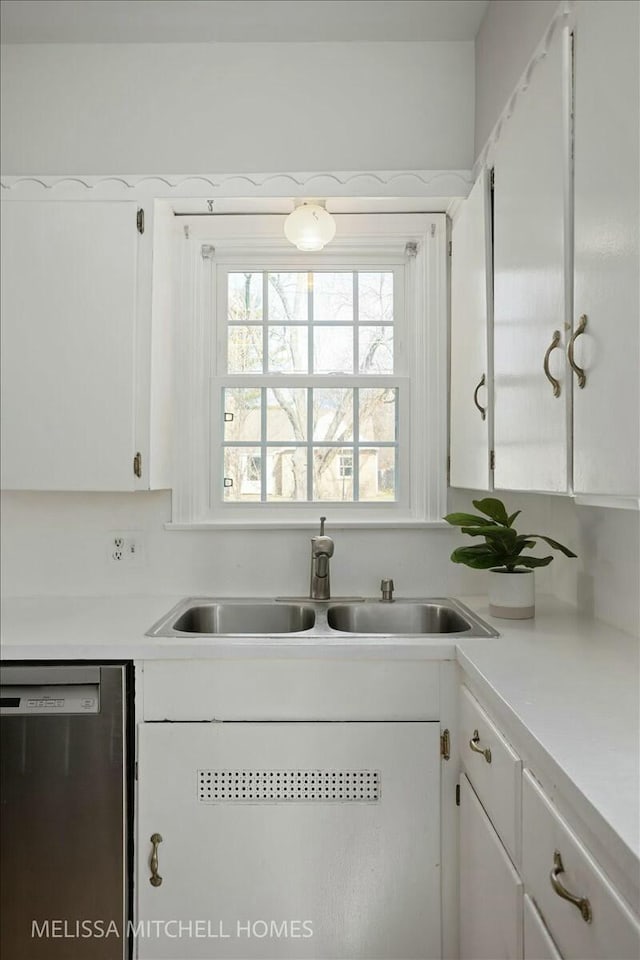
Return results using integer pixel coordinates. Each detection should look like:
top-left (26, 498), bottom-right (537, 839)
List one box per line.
top-left (0, 684), bottom-right (100, 715)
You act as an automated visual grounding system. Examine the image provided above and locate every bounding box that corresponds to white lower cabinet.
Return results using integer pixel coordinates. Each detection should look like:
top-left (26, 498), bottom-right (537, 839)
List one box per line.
top-left (459, 686), bottom-right (522, 865)
top-left (524, 895), bottom-right (562, 960)
top-left (522, 771), bottom-right (640, 960)
top-left (136, 720), bottom-right (441, 959)
top-left (459, 775), bottom-right (523, 960)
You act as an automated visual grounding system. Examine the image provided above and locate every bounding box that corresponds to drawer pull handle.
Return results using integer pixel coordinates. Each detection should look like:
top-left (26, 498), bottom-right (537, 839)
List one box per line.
top-left (543, 330), bottom-right (562, 398)
top-left (469, 729), bottom-right (492, 763)
top-left (550, 850), bottom-right (592, 923)
top-left (149, 833), bottom-right (163, 887)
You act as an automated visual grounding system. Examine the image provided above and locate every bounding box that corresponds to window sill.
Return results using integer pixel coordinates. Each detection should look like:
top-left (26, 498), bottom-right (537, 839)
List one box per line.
top-left (164, 520), bottom-right (450, 532)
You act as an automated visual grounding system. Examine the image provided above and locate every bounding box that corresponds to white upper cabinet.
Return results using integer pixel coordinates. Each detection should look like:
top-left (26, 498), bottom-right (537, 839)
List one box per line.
top-left (572, 0), bottom-right (640, 499)
top-left (1, 201), bottom-right (145, 491)
top-left (492, 22), bottom-right (572, 493)
top-left (450, 168), bottom-right (493, 490)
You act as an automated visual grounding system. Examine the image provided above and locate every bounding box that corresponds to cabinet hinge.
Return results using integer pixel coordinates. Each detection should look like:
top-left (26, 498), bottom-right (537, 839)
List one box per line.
top-left (440, 729), bottom-right (451, 761)
top-left (133, 451), bottom-right (142, 478)
top-left (456, 783), bottom-right (460, 806)
top-left (136, 208), bottom-right (145, 235)
top-left (448, 240), bottom-right (452, 257)
top-left (135, 761), bottom-right (139, 781)
top-left (490, 449), bottom-right (495, 471)
top-left (447, 454), bottom-right (451, 482)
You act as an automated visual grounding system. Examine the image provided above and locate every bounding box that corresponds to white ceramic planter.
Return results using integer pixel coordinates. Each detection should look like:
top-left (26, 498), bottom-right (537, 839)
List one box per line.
top-left (488, 569), bottom-right (535, 619)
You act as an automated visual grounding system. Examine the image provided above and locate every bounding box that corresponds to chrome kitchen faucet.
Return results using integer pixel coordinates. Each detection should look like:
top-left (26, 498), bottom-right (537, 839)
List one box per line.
top-left (310, 516), bottom-right (335, 600)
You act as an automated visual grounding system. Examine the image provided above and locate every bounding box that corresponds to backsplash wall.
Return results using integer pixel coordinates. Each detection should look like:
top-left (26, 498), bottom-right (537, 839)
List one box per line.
top-left (0, 490), bottom-right (485, 601)
top-left (450, 489), bottom-right (640, 637)
top-left (2, 490), bottom-right (636, 636)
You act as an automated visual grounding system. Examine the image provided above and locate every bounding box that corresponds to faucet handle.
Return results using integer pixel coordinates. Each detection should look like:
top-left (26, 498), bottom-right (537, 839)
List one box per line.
top-left (380, 579), bottom-right (395, 602)
top-left (319, 516), bottom-right (326, 535)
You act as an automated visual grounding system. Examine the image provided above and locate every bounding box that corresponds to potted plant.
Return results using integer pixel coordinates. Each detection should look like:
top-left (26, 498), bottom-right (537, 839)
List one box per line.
top-left (444, 497), bottom-right (577, 619)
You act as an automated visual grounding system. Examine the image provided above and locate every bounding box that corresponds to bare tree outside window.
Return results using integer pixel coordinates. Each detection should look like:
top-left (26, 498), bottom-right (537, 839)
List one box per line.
top-left (222, 271), bottom-right (397, 503)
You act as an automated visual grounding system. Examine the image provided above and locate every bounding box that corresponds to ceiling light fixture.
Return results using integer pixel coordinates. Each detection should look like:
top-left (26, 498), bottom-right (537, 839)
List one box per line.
top-left (284, 200), bottom-right (336, 252)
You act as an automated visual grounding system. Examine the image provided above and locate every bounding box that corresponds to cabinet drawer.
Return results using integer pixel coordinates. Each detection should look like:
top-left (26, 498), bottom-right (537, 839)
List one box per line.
top-left (522, 771), bottom-right (640, 960)
top-left (460, 685), bottom-right (522, 863)
top-left (141, 659), bottom-right (440, 721)
top-left (524, 894), bottom-right (562, 960)
top-left (460, 774), bottom-right (523, 959)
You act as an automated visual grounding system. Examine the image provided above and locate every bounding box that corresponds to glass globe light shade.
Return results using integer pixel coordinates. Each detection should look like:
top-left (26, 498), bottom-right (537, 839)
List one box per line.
top-left (284, 202), bottom-right (336, 251)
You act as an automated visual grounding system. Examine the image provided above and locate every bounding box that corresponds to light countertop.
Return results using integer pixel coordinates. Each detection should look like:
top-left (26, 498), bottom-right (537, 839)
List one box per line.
top-left (1, 592), bottom-right (638, 908)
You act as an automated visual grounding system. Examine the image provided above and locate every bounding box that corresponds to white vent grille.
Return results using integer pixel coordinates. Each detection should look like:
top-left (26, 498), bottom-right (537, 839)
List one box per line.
top-left (198, 769), bottom-right (381, 803)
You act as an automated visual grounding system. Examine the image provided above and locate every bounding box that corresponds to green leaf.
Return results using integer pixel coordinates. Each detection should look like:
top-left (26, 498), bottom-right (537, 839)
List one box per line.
top-left (513, 538), bottom-right (536, 555)
top-left (513, 555), bottom-right (554, 568)
top-left (472, 498), bottom-right (510, 526)
top-left (450, 545), bottom-right (500, 569)
top-left (506, 510), bottom-right (521, 528)
top-left (452, 543), bottom-right (496, 555)
top-left (450, 546), bottom-right (500, 569)
top-left (462, 526), bottom-right (518, 544)
top-left (523, 535), bottom-right (577, 558)
top-left (443, 512), bottom-right (497, 528)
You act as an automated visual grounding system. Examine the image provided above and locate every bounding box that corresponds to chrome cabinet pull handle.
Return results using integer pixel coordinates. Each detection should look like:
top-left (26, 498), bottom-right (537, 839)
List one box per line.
top-left (543, 330), bottom-right (562, 397)
top-left (473, 374), bottom-right (487, 421)
top-left (149, 833), bottom-right (163, 887)
top-left (568, 314), bottom-right (587, 388)
top-left (550, 850), bottom-right (592, 923)
top-left (469, 729), bottom-right (492, 763)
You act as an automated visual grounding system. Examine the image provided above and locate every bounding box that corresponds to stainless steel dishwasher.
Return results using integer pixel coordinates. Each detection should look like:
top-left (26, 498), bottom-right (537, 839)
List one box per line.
top-left (0, 663), bottom-right (131, 959)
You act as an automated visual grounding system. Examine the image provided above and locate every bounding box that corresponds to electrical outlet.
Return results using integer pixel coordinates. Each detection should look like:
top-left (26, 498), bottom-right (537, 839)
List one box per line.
top-left (107, 531), bottom-right (144, 564)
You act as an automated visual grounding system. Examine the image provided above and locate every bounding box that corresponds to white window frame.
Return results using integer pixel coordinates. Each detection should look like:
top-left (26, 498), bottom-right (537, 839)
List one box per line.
top-left (170, 213), bottom-right (447, 528)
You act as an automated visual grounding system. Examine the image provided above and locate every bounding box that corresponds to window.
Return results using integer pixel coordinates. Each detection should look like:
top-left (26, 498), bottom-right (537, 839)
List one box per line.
top-left (219, 270), bottom-right (398, 504)
top-left (172, 213), bottom-right (447, 527)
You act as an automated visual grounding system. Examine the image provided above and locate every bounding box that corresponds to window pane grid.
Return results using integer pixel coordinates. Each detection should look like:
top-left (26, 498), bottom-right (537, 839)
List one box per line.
top-left (353, 385), bottom-right (360, 503)
top-left (260, 386), bottom-right (267, 500)
top-left (220, 384), bottom-right (398, 503)
top-left (226, 271), bottom-right (394, 376)
top-left (222, 270), bottom-right (398, 504)
top-left (261, 273), bottom-right (268, 374)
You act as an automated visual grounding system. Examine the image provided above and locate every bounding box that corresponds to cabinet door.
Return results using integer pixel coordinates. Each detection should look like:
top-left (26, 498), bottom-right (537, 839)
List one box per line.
top-left (450, 169), bottom-right (493, 490)
top-left (524, 895), bottom-right (562, 960)
top-left (522, 770), bottom-right (640, 960)
top-left (492, 24), bottom-right (572, 493)
top-left (572, 0), bottom-right (640, 498)
top-left (137, 721), bottom-right (441, 959)
top-left (460, 775), bottom-right (523, 960)
top-left (0, 201), bottom-right (139, 490)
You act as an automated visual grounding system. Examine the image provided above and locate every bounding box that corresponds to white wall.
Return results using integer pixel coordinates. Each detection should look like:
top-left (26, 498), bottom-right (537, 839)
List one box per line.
top-left (448, 490), bottom-right (639, 637)
top-left (474, 0), bottom-right (559, 157)
top-left (0, 37), bottom-right (480, 609)
top-left (0, 490), bottom-right (486, 600)
top-left (548, 498), bottom-right (640, 638)
top-left (0, 41), bottom-right (475, 174)
top-left (3, 489), bottom-right (636, 636)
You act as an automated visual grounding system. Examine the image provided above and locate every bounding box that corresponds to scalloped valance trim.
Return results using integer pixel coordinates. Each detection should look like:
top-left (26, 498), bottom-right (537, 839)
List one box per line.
top-left (0, 169), bottom-right (473, 199)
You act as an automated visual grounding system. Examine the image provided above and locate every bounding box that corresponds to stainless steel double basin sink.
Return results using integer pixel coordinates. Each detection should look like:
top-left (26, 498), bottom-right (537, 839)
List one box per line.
top-left (147, 597), bottom-right (497, 639)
